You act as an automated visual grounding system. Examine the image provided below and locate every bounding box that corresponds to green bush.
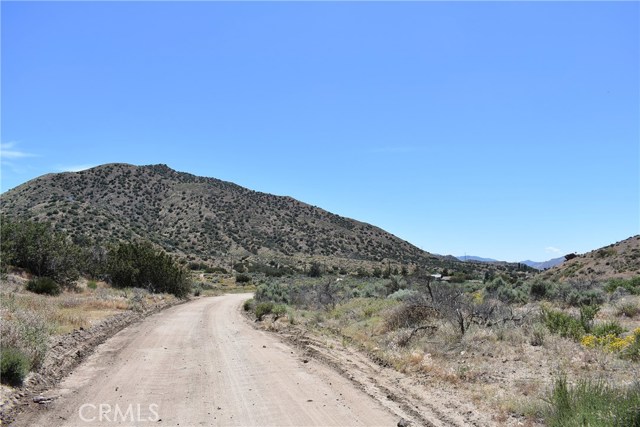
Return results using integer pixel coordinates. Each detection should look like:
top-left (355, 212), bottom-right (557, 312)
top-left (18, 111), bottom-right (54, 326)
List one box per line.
top-left (235, 274), bottom-right (251, 284)
top-left (106, 241), bottom-right (190, 298)
top-left (605, 277), bottom-right (640, 295)
top-left (205, 266), bottom-right (228, 274)
top-left (243, 298), bottom-right (255, 312)
top-left (546, 375), bottom-right (640, 426)
top-left (87, 280), bottom-right (98, 290)
top-left (255, 302), bottom-right (274, 320)
top-left (272, 304), bottom-right (288, 319)
top-left (622, 333), bottom-right (640, 362)
top-left (255, 281), bottom-right (291, 304)
top-left (1, 217), bottom-right (80, 286)
top-left (541, 306), bottom-right (584, 340)
top-left (308, 263), bottom-right (322, 278)
top-left (529, 280), bottom-right (549, 300)
top-left (592, 321), bottom-right (625, 338)
top-left (0, 347), bottom-right (30, 386)
top-left (617, 302), bottom-right (639, 318)
top-left (579, 305), bottom-right (600, 334)
top-left (26, 277), bottom-right (61, 296)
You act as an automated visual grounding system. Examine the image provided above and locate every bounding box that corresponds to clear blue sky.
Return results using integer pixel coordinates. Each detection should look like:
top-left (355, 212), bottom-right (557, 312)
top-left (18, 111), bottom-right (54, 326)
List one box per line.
top-left (2, 2), bottom-right (638, 262)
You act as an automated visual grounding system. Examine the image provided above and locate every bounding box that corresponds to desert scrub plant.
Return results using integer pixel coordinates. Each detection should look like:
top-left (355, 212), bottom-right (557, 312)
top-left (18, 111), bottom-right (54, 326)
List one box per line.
top-left (541, 304), bottom-right (599, 340)
top-left (605, 276), bottom-right (640, 295)
top-left (591, 321), bottom-right (626, 338)
top-left (235, 273), bottom-right (252, 284)
top-left (0, 307), bottom-right (53, 369)
top-left (545, 375), bottom-right (640, 426)
top-left (26, 277), bottom-right (61, 296)
top-left (581, 328), bottom-right (640, 356)
top-left (616, 302), bottom-right (639, 318)
top-left (541, 306), bottom-right (584, 340)
top-left (621, 328), bottom-right (640, 361)
top-left (255, 301), bottom-right (274, 321)
top-left (243, 298), bottom-right (255, 311)
top-left (0, 347), bottom-right (30, 386)
top-left (529, 323), bottom-right (546, 346)
top-left (387, 288), bottom-right (418, 301)
top-left (271, 304), bottom-right (288, 320)
top-left (87, 280), bottom-right (98, 290)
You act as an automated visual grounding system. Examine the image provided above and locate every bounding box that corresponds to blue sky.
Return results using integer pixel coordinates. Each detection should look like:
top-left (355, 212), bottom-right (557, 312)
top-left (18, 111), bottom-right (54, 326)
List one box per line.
top-left (2, 2), bottom-right (638, 262)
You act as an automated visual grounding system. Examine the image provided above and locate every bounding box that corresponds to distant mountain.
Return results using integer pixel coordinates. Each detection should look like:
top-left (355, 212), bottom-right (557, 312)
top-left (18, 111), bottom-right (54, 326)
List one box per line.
top-left (458, 255), bottom-right (565, 271)
top-left (0, 163), bottom-right (447, 270)
top-left (521, 257), bottom-right (564, 271)
top-left (456, 255), bottom-right (500, 263)
top-left (540, 236), bottom-right (640, 281)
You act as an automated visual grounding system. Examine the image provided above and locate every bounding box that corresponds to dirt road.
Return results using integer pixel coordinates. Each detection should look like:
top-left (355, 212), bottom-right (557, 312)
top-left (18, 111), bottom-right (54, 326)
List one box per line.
top-left (14, 294), bottom-right (401, 427)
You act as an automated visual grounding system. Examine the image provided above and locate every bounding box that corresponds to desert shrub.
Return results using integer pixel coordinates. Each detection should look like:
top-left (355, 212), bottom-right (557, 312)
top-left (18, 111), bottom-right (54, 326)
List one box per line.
top-left (0, 307), bottom-right (52, 369)
top-left (567, 289), bottom-right (604, 307)
top-left (0, 347), bottom-right (30, 386)
top-left (541, 306), bottom-right (584, 340)
top-left (605, 277), bottom-right (640, 295)
top-left (272, 304), bottom-right (288, 319)
top-left (387, 289), bottom-right (418, 301)
top-left (26, 277), bottom-right (61, 296)
top-left (205, 266), bottom-right (228, 274)
top-left (360, 280), bottom-right (387, 298)
top-left (621, 330), bottom-right (640, 362)
top-left (529, 323), bottom-right (546, 346)
top-left (1, 217), bottom-right (80, 287)
top-left (579, 305), bottom-right (600, 334)
top-left (616, 302), bottom-right (639, 318)
top-left (581, 329), bottom-right (640, 355)
top-left (235, 274), bottom-right (252, 284)
top-left (497, 285), bottom-right (528, 304)
top-left (529, 280), bottom-right (549, 300)
top-left (243, 298), bottom-right (255, 311)
top-left (592, 321), bottom-right (625, 338)
top-left (255, 281), bottom-right (290, 304)
top-left (87, 280), bottom-right (98, 290)
top-left (385, 301), bottom-right (437, 330)
top-left (308, 262), bottom-right (322, 278)
top-left (106, 241), bottom-right (190, 298)
top-left (255, 302), bottom-right (274, 320)
top-left (485, 276), bottom-right (509, 294)
top-left (546, 375), bottom-right (640, 426)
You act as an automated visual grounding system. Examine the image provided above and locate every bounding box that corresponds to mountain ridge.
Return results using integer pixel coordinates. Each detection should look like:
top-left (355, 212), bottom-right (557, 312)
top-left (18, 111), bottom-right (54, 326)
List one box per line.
top-left (0, 163), bottom-right (445, 270)
top-left (457, 255), bottom-right (565, 270)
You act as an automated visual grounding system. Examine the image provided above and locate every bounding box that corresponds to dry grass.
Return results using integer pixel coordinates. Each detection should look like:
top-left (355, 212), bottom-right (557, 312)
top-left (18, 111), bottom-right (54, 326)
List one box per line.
top-left (0, 274), bottom-right (179, 371)
top-left (285, 294), bottom-right (640, 426)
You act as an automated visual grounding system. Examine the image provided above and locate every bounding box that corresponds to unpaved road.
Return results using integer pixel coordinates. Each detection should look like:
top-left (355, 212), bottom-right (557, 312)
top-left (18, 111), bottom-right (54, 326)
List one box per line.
top-left (14, 294), bottom-right (401, 427)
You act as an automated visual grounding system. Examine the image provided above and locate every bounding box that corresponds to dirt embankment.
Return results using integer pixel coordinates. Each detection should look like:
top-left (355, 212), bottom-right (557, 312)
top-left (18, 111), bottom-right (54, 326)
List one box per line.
top-left (1, 298), bottom-right (181, 425)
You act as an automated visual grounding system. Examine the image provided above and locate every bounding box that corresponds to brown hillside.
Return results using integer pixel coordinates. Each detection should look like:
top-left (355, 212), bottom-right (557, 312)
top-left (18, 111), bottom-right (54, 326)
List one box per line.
top-left (1, 163), bottom-right (445, 270)
top-left (541, 235), bottom-right (640, 282)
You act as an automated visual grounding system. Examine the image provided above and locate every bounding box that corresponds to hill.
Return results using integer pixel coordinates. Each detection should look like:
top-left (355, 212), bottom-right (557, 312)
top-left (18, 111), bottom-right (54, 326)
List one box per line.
top-left (457, 255), bottom-right (564, 271)
top-left (540, 235), bottom-right (640, 282)
top-left (456, 255), bottom-right (499, 263)
top-left (1, 163), bottom-right (446, 271)
top-left (521, 257), bottom-right (564, 271)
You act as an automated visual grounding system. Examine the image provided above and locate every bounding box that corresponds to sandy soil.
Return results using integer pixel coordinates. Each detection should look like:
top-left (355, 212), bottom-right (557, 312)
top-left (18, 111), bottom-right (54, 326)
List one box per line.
top-left (12, 294), bottom-right (404, 427)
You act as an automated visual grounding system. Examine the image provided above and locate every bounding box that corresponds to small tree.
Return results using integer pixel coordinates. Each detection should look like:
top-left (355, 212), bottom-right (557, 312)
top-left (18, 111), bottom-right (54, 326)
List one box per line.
top-left (308, 262), bottom-right (322, 278)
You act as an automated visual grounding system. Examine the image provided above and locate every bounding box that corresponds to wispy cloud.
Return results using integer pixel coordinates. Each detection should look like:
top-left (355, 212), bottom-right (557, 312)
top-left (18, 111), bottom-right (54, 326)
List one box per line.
top-left (545, 246), bottom-right (561, 254)
top-left (57, 164), bottom-right (97, 173)
top-left (0, 142), bottom-right (36, 160)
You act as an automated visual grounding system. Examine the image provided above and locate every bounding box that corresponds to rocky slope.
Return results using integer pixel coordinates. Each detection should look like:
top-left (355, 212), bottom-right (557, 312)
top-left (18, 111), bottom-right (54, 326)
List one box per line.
top-left (540, 235), bottom-right (640, 281)
top-left (1, 163), bottom-right (443, 270)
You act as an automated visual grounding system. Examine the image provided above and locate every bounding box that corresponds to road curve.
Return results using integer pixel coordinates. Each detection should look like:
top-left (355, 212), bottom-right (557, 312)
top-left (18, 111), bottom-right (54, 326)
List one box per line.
top-left (15, 294), bottom-right (399, 427)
